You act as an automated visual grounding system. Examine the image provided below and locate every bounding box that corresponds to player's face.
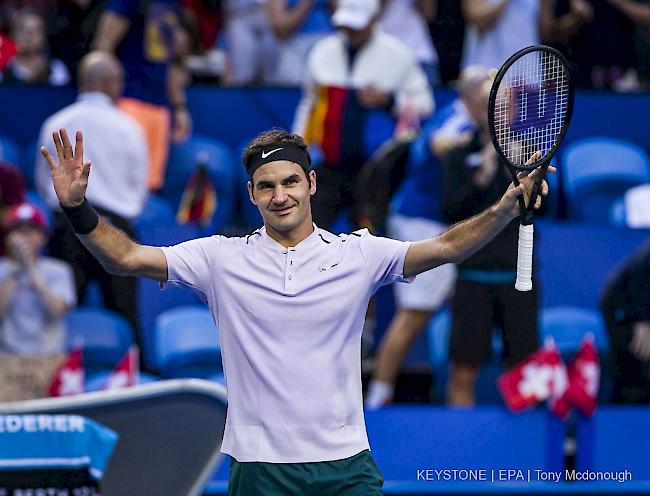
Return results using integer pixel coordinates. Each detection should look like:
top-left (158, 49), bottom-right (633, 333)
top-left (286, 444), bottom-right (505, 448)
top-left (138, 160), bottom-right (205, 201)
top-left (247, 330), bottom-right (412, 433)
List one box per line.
top-left (249, 161), bottom-right (316, 235)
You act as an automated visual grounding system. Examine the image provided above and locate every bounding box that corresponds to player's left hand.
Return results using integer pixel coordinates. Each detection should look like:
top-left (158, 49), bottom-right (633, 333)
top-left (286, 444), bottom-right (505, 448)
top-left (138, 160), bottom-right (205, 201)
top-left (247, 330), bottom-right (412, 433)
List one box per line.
top-left (500, 151), bottom-right (555, 217)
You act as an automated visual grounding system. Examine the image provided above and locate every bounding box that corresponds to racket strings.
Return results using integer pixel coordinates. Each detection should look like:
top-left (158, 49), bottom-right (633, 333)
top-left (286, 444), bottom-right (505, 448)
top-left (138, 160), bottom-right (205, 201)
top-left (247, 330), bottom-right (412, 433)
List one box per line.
top-left (494, 50), bottom-right (569, 167)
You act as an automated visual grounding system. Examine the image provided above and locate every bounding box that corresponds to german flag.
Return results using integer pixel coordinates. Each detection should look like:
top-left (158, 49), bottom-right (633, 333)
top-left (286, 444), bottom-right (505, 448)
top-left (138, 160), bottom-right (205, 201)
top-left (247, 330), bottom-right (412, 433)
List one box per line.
top-left (176, 164), bottom-right (217, 228)
top-left (303, 86), bottom-right (351, 167)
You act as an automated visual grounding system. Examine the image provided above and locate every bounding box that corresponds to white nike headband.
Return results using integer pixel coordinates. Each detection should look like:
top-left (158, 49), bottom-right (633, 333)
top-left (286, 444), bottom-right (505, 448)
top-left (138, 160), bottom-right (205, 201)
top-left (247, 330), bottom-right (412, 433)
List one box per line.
top-left (246, 143), bottom-right (311, 178)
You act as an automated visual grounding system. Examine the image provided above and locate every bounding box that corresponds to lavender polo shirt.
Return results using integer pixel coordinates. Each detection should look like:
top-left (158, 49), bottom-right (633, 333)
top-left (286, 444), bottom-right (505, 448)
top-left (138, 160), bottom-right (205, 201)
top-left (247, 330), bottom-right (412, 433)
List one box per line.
top-left (160, 226), bottom-right (413, 463)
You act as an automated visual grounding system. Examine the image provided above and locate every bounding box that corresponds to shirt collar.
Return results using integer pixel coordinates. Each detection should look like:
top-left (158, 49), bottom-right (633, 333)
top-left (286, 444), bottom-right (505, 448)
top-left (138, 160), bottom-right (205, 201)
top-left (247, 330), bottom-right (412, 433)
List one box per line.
top-left (260, 224), bottom-right (323, 253)
top-left (77, 92), bottom-right (114, 106)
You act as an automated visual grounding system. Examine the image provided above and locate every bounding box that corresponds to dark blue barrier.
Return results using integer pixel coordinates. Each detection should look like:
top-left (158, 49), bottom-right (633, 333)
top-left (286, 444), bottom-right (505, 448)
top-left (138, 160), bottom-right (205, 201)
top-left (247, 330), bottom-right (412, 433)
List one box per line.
top-left (577, 406), bottom-right (650, 479)
top-left (536, 221), bottom-right (650, 309)
top-left (2, 86), bottom-right (649, 155)
top-left (204, 405), bottom-right (650, 495)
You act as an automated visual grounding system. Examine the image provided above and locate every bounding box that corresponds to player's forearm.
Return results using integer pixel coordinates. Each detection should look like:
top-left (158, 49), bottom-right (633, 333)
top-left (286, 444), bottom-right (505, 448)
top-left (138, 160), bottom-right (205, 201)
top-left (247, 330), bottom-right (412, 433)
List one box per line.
top-left (77, 218), bottom-right (141, 277)
top-left (443, 202), bottom-right (515, 263)
top-left (404, 202), bottom-right (513, 277)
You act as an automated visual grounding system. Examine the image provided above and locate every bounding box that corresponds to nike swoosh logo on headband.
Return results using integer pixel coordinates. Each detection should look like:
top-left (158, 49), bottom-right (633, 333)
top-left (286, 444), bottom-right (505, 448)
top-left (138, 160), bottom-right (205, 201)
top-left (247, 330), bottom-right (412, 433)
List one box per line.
top-left (261, 148), bottom-right (283, 159)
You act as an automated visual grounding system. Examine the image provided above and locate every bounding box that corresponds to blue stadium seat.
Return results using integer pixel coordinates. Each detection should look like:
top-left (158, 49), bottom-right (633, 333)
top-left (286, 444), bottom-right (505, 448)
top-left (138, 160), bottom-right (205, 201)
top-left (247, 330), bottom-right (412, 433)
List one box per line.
top-left (65, 308), bottom-right (135, 375)
top-left (366, 406), bottom-right (565, 486)
top-left (577, 407), bottom-right (650, 490)
top-left (162, 134), bottom-right (237, 233)
top-left (0, 135), bottom-right (21, 167)
top-left (561, 137), bottom-right (650, 222)
top-left (153, 306), bottom-right (222, 379)
top-left (540, 305), bottom-right (611, 401)
top-left (540, 305), bottom-right (609, 356)
top-left (609, 196), bottom-right (627, 227)
top-left (133, 195), bottom-right (176, 231)
top-left (135, 223), bottom-right (204, 367)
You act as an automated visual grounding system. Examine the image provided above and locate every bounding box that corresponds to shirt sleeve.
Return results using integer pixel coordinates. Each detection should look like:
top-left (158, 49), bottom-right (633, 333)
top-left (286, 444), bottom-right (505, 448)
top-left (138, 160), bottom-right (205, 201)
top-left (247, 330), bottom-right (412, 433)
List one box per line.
top-left (159, 236), bottom-right (221, 298)
top-left (356, 229), bottom-right (414, 291)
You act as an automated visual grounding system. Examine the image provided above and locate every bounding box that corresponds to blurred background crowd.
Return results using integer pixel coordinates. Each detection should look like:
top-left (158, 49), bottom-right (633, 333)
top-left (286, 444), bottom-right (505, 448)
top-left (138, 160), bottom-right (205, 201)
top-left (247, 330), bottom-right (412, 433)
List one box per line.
top-left (0, 0), bottom-right (648, 415)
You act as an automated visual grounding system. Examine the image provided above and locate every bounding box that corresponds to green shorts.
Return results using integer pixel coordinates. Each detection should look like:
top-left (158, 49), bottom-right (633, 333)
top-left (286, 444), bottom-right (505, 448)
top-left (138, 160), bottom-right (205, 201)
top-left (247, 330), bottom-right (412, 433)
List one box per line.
top-left (228, 449), bottom-right (384, 496)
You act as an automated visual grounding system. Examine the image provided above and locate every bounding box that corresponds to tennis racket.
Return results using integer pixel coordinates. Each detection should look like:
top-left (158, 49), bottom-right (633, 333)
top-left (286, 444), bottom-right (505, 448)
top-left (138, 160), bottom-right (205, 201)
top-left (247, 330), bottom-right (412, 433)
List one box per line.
top-left (487, 45), bottom-right (574, 291)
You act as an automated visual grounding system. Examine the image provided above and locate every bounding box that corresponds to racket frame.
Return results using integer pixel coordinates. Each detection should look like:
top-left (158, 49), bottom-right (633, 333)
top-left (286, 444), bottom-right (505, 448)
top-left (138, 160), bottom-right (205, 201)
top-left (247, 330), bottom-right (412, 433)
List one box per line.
top-left (486, 45), bottom-right (575, 291)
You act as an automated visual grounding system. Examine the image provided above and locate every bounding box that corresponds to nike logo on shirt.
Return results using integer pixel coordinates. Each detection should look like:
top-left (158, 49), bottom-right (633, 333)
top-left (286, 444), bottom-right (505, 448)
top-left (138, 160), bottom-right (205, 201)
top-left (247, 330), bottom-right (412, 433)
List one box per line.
top-left (261, 148), bottom-right (283, 159)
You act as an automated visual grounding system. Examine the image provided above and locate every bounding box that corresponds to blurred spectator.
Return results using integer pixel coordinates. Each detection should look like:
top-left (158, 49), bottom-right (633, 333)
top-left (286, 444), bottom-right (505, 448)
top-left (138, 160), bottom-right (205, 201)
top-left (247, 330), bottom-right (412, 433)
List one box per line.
top-left (441, 80), bottom-right (539, 406)
top-left (0, 33), bottom-right (17, 71)
top-left (181, 0), bottom-right (224, 84)
top-left (35, 51), bottom-right (148, 357)
top-left (222, 0), bottom-right (279, 85)
top-left (182, 0), bottom-right (222, 50)
top-left (429, 65), bottom-right (487, 157)
top-left (293, 0), bottom-right (434, 230)
top-left (546, 0), bottom-right (643, 90)
top-left (0, 162), bottom-right (27, 257)
top-left (379, 0), bottom-right (440, 86)
top-left (0, 0), bottom-right (55, 26)
top-left (48, 0), bottom-right (110, 77)
top-left (92, 0), bottom-right (191, 190)
top-left (601, 241), bottom-right (650, 403)
top-left (1, 9), bottom-right (70, 86)
top-left (266, 0), bottom-right (333, 86)
top-left (607, 0), bottom-right (650, 90)
top-left (460, 0), bottom-right (592, 71)
top-left (0, 203), bottom-right (76, 356)
top-left (429, 0), bottom-right (464, 84)
top-left (365, 66), bottom-right (489, 409)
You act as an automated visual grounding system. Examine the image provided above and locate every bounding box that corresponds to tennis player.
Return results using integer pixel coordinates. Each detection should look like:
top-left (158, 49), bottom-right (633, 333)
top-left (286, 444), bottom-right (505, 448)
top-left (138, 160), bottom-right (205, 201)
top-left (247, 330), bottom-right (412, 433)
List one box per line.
top-left (42, 127), bottom-right (549, 495)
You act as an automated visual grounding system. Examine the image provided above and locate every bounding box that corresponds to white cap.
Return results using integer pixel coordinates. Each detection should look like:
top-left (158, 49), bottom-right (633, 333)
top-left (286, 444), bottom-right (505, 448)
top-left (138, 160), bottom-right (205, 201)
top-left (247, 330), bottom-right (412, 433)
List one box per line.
top-left (332, 0), bottom-right (379, 30)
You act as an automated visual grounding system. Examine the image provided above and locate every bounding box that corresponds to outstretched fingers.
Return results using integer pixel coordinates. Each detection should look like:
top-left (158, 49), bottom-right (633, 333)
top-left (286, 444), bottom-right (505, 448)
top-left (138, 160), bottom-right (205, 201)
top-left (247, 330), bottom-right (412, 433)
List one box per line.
top-left (74, 131), bottom-right (84, 163)
top-left (60, 129), bottom-right (73, 159)
top-left (40, 146), bottom-right (58, 172)
top-left (525, 150), bottom-right (541, 166)
top-left (81, 161), bottom-right (92, 182)
top-left (52, 131), bottom-right (64, 162)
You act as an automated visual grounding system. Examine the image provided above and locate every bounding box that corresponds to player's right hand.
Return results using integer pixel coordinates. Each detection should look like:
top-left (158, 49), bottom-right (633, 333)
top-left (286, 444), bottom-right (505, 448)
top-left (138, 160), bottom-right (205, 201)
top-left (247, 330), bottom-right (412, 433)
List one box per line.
top-left (40, 129), bottom-right (91, 208)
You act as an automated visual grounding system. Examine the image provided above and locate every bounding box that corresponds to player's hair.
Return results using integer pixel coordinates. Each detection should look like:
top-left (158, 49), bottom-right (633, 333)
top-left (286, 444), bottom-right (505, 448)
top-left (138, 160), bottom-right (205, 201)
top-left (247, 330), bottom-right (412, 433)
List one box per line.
top-left (242, 128), bottom-right (312, 178)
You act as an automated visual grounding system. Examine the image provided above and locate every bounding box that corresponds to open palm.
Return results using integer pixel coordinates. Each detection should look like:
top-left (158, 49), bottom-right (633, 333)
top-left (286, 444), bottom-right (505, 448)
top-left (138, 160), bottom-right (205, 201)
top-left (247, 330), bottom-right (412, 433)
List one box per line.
top-left (40, 129), bottom-right (91, 208)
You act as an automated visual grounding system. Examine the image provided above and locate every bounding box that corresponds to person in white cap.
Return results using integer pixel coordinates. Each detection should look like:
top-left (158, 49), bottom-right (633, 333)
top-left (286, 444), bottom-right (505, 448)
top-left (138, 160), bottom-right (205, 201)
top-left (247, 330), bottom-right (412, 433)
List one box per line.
top-left (41, 127), bottom-right (549, 495)
top-left (292, 0), bottom-right (434, 231)
top-left (0, 203), bottom-right (76, 356)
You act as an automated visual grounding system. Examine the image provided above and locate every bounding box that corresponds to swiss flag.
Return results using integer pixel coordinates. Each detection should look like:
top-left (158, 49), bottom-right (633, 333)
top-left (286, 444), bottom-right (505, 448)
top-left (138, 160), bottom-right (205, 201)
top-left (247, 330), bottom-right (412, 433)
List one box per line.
top-left (103, 346), bottom-right (139, 390)
top-left (497, 339), bottom-right (563, 413)
top-left (566, 335), bottom-right (600, 417)
top-left (548, 342), bottom-right (572, 419)
top-left (47, 348), bottom-right (85, 397)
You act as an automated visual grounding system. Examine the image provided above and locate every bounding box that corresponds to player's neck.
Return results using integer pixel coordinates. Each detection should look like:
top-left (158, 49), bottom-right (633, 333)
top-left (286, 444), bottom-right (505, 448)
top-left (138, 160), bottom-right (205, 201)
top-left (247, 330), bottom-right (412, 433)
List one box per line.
top-left (264, 219), bottom-right (315, 248)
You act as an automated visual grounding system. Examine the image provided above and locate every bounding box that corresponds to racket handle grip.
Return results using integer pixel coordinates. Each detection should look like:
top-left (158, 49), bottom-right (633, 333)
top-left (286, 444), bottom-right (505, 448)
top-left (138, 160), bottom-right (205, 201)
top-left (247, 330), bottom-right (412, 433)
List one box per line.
top-left (515, 224), bottom-right (534, 292)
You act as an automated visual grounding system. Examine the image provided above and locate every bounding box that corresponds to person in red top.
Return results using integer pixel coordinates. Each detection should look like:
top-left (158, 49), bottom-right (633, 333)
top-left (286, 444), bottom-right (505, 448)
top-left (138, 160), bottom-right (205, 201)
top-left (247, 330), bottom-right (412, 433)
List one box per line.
top-left (0, 161), bottom-right (26, 256)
